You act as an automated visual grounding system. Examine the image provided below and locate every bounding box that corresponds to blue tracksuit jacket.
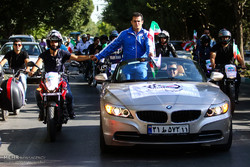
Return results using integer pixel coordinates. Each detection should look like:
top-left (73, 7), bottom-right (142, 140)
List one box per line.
top-left (95, 27), bottom-right (150, 61)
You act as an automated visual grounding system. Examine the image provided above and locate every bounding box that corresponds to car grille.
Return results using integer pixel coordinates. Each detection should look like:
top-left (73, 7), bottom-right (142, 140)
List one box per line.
top-left (114, 130), bottom-right (223, 143)
top-left (171, 110), bottom-right (201, 123)
top-left (136, 111), bottom-right (168, 123)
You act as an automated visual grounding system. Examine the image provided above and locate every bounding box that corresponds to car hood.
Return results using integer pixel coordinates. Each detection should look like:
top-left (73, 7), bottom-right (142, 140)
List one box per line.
top-left (103, 81), bottom-right (226, 106)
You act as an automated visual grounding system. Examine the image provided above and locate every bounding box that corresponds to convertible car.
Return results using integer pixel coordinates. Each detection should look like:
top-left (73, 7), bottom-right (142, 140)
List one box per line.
top-left (96, 57), bottom-right (232, 152)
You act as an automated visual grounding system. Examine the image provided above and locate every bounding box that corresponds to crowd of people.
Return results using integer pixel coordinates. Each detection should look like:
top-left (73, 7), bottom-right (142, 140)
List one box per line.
top-left (0, 11), bottom-right (246, 120)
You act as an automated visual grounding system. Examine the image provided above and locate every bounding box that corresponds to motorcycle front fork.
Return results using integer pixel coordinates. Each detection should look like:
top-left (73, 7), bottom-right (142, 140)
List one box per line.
top-left (42, 101), bottom-right (68, 124)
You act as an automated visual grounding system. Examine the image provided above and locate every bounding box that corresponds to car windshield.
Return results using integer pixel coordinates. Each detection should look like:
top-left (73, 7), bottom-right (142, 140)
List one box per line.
top-left (112, 57), bottom-right (207, 83)
top-left (0, 43), bottom-right (41, 55)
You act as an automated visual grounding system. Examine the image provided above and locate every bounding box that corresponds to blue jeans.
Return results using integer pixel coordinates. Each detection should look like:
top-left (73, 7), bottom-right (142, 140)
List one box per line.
top-left (122, 63), bottom-right (148, 80)
top-left (18, 73), bottom-right (27, 99)
top-left (65, 81), bottom-right (74, 114)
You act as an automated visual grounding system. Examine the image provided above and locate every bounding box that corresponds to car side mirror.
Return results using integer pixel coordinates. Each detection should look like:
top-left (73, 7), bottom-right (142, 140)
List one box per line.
top-left (210, 71), bottom-right (224, 81)
top-left (95, 73), bottom-right (108, 83)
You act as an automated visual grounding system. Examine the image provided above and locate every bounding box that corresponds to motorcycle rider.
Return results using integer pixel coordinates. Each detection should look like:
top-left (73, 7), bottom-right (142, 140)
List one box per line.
top-left (210, 28), bottom-right (246, 103)
top-left (100, 35), bottom-right (109, 49)
top-left (194, 34), bottom-right (212, 76)
top-left (75, 34), bottom-right (91, 55)
top-left (108, 30), bottom-right (123, 61)
top-left (0, 39), bottom-right (30, 102)
top-left (106, 30), bottom-right (123, 75)
top-left (155, 30), bottom-right (177, 57)
top-left (28, 30), bottom-right (90, 120)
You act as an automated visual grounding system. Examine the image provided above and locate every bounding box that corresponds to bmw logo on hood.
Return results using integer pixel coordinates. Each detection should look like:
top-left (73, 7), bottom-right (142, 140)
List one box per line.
top-left (166, 105), bottom-right (172, 109)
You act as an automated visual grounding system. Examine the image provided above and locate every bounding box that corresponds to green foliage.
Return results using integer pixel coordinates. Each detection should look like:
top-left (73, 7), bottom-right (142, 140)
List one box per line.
top-left (97, 21), bottom-right (116, 36)
top-left (102, 0), bottom-right (249, 42)
top-left (0, 0), bottom-right (94, 39)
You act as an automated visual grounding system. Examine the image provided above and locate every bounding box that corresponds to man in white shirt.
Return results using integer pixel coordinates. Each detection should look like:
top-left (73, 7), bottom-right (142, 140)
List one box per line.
top-left (75, 34), bottom-right (91, 54)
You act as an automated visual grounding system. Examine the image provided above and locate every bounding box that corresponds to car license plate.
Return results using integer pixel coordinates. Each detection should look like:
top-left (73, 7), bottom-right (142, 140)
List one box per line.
top-left (148, 124), bottom-right (189, 134)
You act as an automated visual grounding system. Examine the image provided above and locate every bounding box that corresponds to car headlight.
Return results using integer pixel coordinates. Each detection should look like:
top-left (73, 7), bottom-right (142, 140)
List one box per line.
top-left (104, 104), bottom-right (133, 118)
top-left (205, 101), bottom-right (229, 117)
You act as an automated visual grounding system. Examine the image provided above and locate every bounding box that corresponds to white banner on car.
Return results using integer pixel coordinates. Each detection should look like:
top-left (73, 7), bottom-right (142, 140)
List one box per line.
top-left (129, 83), bottom-right (200, 99)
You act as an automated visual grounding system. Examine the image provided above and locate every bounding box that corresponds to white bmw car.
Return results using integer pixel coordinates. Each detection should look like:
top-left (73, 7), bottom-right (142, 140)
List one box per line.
top-left (96, 57), bottom-right (232, 152)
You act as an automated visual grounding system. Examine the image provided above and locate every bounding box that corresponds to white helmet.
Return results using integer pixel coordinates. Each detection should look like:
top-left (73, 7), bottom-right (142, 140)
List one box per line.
top-left (158, 30), bottom-right (170, 41)
top-left (46, 30), bottom-right (63, 49)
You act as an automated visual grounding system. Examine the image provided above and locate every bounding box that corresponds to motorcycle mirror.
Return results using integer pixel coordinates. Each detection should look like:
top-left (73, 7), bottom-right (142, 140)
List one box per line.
top-left (95, 73), bottom-right (108, 82)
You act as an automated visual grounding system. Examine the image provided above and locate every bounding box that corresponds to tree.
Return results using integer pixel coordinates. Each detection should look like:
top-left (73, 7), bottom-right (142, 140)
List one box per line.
top-left (102, 0), bottom-right (249, 48)
top-left (0, 0), bottom-right (94, 39)
top-left (232, 0), bottom-right (248, 59)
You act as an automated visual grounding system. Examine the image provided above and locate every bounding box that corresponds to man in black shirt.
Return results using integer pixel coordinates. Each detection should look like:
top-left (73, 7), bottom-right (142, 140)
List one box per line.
top-left (210, 29), bottom-right (246, 103)
top-left (210, 29), bottom-right (245, 69)
top-left (87, 37), bottom-right (101, 55)
top-left (0, 39), bottom-right (30, 100)
top-left (29, 30), bottom-right (90, 120)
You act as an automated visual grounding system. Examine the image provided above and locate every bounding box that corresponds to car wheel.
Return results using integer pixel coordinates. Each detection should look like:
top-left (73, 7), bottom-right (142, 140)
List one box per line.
top-left (1, 109), bottom-right (9, 121)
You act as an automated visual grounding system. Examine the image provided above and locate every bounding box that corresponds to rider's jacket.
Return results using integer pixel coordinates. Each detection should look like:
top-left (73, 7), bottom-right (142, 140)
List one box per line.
top-left (95, 27), bottom-right (150, 61)
top-left (211, 43), bottom-right (234, 65)
top-left (194, 45), bottom-right (211, 62)
top-left (155, 43), bottom-right (177, 57)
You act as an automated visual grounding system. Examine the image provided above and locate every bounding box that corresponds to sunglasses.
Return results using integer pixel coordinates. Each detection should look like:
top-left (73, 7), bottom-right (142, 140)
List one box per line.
top-left (168, 68), bottom-right (177, 71)
top-left (14, 44), bottom-right (22, 47)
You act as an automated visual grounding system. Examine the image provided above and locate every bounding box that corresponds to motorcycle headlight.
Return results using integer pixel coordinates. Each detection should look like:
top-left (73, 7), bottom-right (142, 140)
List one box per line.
top-left (104, 104), bottom-right (133, 118)
top-left (205, 101), bottom-right (229, 117)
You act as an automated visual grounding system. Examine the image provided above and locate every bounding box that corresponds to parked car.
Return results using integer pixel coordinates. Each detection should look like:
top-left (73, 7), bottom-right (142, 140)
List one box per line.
top-left (170, 40), bottom-right (192, 59)
top-left (9, 35), bottom-right (36, 42)
top-left (96, 57), bottom-right (232, 152)
top-left (0, 42), bottom-right (43, 81)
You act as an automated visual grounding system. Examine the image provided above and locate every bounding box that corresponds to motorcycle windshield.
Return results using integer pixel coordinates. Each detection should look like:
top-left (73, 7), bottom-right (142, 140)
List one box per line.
top-left (45, 72), bottom-right (59, 91)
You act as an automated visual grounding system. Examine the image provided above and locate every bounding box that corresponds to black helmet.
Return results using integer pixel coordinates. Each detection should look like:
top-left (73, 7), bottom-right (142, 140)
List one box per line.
top-left (46, 30), bottom-right (63, 50)
top-left (100, 35), bottom-right (108, 41)
top-left (218, 28), bottom-right (231, 45)
top-left (200, 34), bottom-right (211, 45)
top-left (109, 30), bottom-right (119, 41)
top-left (158, 30), bottom-right (170, 41)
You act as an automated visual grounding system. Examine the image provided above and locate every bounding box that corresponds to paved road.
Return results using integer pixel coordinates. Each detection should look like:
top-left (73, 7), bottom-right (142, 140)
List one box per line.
top-left (0, 75), bottom-right (250, 167)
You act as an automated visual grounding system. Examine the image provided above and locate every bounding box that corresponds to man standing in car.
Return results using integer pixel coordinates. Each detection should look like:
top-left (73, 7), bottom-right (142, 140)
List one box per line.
top-left (0, 39), bottom-right (30, 102)
top-left (91, 12), bottom-right (153, 80)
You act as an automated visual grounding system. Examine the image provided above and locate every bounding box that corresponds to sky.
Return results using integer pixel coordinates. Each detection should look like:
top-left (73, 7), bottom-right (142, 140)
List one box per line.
top-left (91, 0), bottom-right (108, 23)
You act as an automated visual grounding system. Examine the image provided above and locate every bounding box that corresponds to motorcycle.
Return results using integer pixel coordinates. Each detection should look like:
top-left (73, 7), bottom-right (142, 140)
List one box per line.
top-left (89, 54), bottom-right (122, 87)
top-left (28, 62), bottom-right (69, 141)
top-left (214, 64), bottom-right (239, 113)
top-left (0, 66), bottom-right (26, 121)
top-left (100, 54), bottom-right (122, 77)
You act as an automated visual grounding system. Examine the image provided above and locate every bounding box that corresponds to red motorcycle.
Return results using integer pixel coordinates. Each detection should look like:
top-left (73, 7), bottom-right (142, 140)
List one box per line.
top-left (29, 62), bottom-right (68, 141)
